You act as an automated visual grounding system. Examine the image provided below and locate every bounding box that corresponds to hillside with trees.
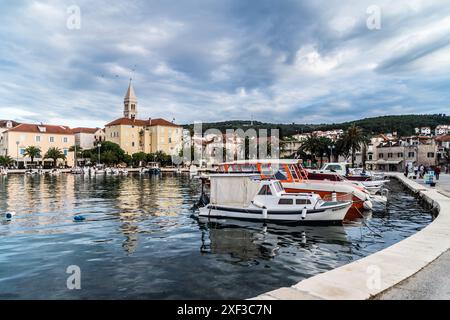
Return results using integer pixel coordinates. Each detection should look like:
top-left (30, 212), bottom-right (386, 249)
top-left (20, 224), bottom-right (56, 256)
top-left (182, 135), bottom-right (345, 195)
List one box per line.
top-left (183, 114), bottom-right (450, 138)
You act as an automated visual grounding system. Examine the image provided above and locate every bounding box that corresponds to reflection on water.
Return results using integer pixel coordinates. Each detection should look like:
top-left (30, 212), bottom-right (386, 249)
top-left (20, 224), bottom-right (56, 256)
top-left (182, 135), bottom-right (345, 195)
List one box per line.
top-left (0, 174), bottom-right (432, 299)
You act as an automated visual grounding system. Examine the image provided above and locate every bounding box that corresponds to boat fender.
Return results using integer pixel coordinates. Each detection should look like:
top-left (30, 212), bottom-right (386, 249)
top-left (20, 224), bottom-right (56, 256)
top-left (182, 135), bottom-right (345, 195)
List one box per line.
top-left (332, 192), bottom-right (337, 202)
top-left (252, 200), bottom-right (266, 208)
top-left (263, 208), bottom-right (268, 219)
top-left (73, 215), bottom-right (86, 222)
top-left (301, 208), bottom-right (307, 220)
top-left (4, 212), bottom-right (16, 220)
top-left (363, 200), bottom-right (373, 210)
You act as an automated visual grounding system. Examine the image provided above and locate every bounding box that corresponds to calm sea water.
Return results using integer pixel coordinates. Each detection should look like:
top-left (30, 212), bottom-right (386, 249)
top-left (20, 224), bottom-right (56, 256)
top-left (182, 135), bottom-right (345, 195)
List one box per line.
top-left (0, 173), bottom-right (432, 299)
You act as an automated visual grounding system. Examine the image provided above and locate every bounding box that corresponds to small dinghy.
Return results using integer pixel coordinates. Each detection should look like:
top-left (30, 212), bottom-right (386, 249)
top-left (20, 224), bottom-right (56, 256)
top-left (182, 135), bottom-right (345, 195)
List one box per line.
top-left (198, 174), bottom-right (352, 224)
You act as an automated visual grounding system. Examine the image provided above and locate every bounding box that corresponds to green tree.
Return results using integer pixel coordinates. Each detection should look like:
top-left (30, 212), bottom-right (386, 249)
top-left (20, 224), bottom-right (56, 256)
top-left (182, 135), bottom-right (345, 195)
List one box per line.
top-left (101, 150), bottom-right (118, 165)
top-left (44, 147), bottom-right (66, 168)
top-left (339, 125), bottom-right (369, 168)
top-left (297, 133), bottom-right (320, 164)
top-left (317, 137), bottom-right (334, 165)
top-left (0, 155), bottom-right (14, 167)
top-left (24, 146), bottom-right (41, 166)
top-left (132, 152), bottom-right (147, 166)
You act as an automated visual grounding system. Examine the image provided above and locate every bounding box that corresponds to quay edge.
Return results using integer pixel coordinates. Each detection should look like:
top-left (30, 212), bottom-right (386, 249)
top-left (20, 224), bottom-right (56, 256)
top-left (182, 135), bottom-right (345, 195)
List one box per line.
top-left (251, 172), bottom-right (450, 300)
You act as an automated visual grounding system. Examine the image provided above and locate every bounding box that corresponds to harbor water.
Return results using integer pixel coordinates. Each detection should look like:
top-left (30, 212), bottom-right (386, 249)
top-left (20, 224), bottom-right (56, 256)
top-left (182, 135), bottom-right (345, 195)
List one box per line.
top-left (0, 173), bottom-right (432, 299)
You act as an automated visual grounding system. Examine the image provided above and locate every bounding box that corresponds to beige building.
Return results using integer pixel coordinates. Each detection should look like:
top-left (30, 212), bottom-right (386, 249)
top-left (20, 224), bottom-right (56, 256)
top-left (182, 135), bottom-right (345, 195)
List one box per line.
top-left (1, 120), bottom-right (20, 156)
top-left (105, 83), bottom-right (182, 156)
top-left (73, 127), bottom-right (105, 150)
top-left (2, 123), bottom-right (75, 168)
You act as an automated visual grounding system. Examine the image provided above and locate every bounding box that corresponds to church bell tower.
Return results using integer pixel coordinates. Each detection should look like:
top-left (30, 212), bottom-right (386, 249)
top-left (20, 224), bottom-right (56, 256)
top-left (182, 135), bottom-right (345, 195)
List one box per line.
top-left (124, 80), bottom-right (137, 119)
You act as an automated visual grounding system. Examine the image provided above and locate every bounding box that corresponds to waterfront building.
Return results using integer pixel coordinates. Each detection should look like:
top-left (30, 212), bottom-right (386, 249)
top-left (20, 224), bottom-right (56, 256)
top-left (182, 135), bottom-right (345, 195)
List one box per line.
top-left (73, 127), bottom-right (105, 149)
top-left (1, 123), bottom-right (75, 168)
top-left (366, 135), bottom-right (438, 171)
top-left (435, 125), bottom-right (450, 136)
top-left (105, 82), bottom-right (182, 156)
top-left (0, 120), bottom-right (20, 156)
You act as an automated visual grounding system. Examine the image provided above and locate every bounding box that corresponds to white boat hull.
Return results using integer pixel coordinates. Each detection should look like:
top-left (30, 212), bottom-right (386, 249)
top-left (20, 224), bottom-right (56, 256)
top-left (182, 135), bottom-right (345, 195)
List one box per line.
top-left (199, 202), bottom-right (351, 224)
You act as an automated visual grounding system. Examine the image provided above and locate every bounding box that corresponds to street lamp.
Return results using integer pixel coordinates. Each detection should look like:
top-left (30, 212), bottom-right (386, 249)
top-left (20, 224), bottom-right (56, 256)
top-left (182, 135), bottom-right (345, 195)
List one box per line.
top-left (328, 145), bottom-right (335, 162)
top-left (15, 141), bottom-right (19, 169)
top-left (97, 143), bottom-right (102, 166)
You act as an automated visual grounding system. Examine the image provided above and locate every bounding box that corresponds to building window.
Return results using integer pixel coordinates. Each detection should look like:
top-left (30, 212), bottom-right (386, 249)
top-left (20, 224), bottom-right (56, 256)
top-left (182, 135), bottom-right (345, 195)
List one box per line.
top-left (388, 153), bottom-right (393, 158)
top-left (132, 142), bottom-right (135, 147)
top-left (35, 136), bottom-right (41, 143)
top-left (408, 152), bottom-right (415, 158)
top-left (19, 148), bottom-right (25, 155)
top-left (168, 137), bottom-right (172, 143)
top-left (63, 149), bottom-right (68, 156)
top-left (49, 137), bottom-right (55, 143)
top-left (63, 137), bottom-right (68, 143)
top-left (397, 153), bottom-right (404, 158)
top-left (368, 154), bottom-right (373, 160)
top-left (427, 152), bottom-right (435, 158)
top-left (379, 153), bottom-right (384, 158)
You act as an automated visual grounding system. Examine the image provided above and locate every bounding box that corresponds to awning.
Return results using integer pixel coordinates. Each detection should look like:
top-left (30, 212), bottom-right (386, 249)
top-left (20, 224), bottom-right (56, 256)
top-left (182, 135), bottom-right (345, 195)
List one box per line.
top-left (366, 159), bottom-right (403, 165)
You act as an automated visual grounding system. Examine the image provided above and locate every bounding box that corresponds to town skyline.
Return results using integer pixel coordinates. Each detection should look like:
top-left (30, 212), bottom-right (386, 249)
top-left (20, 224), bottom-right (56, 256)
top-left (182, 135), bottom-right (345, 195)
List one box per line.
top-left (1, 0), bottom-right (450, 128)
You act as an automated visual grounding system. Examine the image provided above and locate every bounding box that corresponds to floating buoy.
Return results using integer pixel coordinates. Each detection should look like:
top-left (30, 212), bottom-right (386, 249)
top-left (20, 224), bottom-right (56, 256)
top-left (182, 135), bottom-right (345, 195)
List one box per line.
top-left (4, 212), bottom-right (16, 220)
top-left (73, 215), bottom-right (86, 221)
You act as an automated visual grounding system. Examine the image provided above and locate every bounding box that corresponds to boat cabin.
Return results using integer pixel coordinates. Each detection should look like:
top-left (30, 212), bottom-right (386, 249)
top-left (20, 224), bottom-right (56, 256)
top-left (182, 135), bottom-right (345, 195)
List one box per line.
top-left (217, 160), bottom-right (309, 184)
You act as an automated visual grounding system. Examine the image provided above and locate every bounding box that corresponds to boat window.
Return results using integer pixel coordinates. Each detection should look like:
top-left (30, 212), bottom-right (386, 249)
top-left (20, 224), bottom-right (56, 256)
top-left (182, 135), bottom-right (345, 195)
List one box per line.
top-left (241, 164), bottom-right (257, 172)
top-left (260, 164), bottom-right (274, 176)
top-left (278, 198), bottom-right (293, 205)
top-left (274, 165), bottom-right (289, 181)
top-left (296, 199), bottom-right (311, 205)
top-left (258, 185), bottom-right (272, 195)
top-left (327, 165), bottom-right (342, 172)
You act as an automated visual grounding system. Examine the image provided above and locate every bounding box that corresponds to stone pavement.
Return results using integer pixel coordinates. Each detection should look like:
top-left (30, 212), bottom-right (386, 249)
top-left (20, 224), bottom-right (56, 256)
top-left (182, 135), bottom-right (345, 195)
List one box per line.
top-left (377, 173), bottom-right (450, 300)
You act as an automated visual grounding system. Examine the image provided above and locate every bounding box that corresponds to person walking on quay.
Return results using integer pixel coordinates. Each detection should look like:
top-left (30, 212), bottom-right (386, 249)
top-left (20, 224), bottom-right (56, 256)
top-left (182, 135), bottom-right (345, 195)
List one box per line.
top-left (414, 164), bottom-right (419, 178)
top-left (419, 164), bottom-right (425, 178)
top-left (435, 166), bottom-right (441, 180)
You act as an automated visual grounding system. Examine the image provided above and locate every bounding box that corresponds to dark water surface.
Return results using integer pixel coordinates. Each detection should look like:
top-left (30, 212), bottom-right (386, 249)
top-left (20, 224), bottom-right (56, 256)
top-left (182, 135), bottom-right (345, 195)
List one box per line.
top-left (0, 174), bottom-right (432, 299)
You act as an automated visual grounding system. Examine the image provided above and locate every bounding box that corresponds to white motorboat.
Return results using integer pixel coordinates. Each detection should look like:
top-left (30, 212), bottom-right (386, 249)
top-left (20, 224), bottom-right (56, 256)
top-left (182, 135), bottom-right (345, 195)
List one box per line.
top-left (189, 165), bottom-right (198, 175)
top-left (71, 167), bottom-right (83, 174)
top-left (218, 160), bottom-right (373, 213)
top-left (199, 174), bottom-right (352, 224)
top-left (49, 168), bottom-right (61, 175)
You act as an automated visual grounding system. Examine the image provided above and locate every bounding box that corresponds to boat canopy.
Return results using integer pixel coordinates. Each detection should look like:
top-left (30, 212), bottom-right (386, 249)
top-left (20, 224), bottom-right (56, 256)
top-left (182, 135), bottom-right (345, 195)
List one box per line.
top-left (209, 174), bottom-right (262, 207)
top-left (217, 159), bottom-right (309, 183)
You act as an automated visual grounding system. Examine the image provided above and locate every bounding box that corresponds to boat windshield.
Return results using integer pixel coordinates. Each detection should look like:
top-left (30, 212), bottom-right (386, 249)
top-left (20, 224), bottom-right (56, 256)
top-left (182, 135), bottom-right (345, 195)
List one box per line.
top-left (273, 181), bottom-right (283, 193)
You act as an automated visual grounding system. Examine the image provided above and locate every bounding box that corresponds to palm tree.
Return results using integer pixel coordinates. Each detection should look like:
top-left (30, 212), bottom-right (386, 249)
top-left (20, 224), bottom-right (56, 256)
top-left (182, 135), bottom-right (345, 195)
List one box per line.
top-left (0, 155), bottom-right (14, 168)
top-left (24, 146), bottom-right (41, 167)
top-left (317, 137), bottom-right (334, 165)
top-left (297, 133), bottom-right (319, 165)
top-left (44, 147), bottom-right (66, 168)
top-left (340, 125), bottom-right (369, 168)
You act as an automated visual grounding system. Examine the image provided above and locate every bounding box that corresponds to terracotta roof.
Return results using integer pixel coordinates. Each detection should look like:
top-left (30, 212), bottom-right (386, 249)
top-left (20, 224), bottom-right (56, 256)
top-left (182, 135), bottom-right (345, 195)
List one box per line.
top-left (72, 127), bottom-right (100, 134)
top-left (436, 134), bottom-right (450, 142)
top-left (6, 123), bottom-right (73, 134)
top-left (105, 117), bottom-right (180, 127)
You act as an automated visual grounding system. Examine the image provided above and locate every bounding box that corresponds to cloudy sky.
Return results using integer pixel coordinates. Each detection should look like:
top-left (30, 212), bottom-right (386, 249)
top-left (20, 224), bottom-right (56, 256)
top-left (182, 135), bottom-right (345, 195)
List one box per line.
top-left (0, 0), bottom-right (450, 127)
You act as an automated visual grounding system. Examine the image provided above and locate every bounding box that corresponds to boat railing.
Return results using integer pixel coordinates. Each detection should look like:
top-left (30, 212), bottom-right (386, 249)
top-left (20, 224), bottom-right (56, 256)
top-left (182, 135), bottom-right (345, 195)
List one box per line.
top-left (321, 192), bottom-right (353, 202)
